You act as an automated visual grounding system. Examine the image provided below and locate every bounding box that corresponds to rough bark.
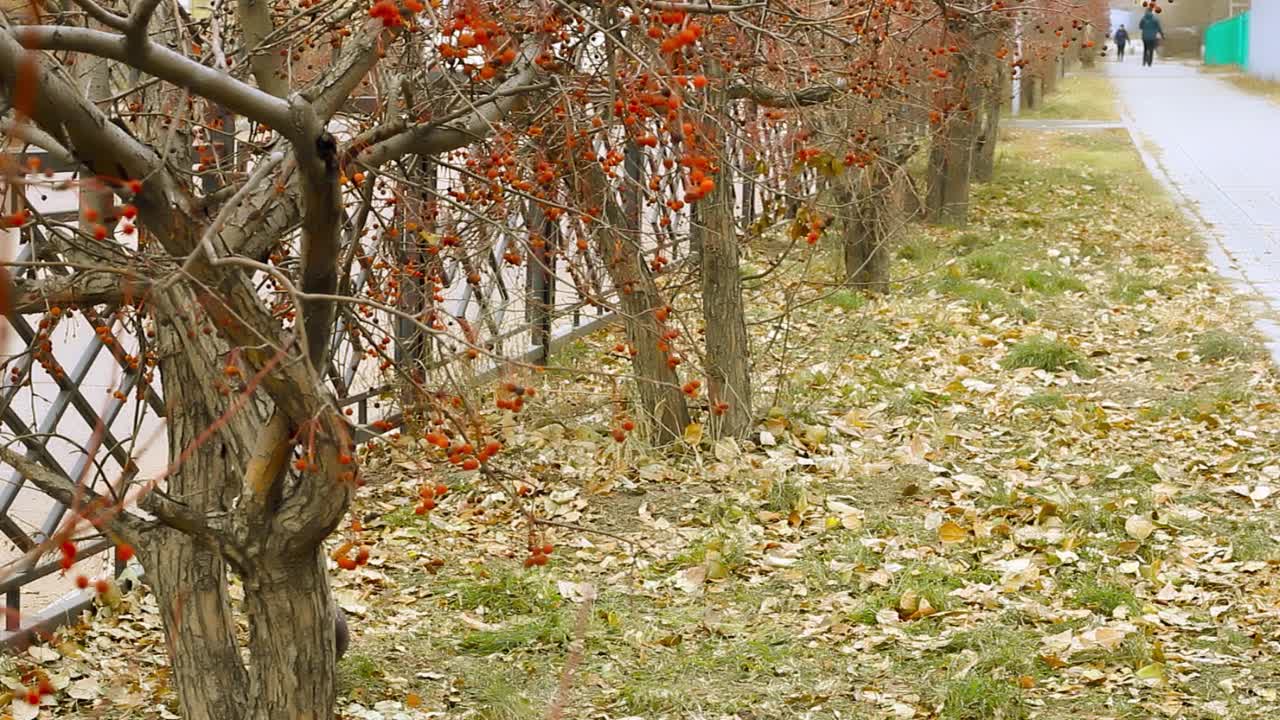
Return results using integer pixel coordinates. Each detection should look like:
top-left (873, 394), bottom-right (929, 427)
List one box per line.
top-left (973, 41), bottom-right (1004, 183)
top-left (244, 551), bottom-right (339, 719)
top-left (926, 39), bottom-right (983, 226)
top-left (700, 61), bottom-right (754, 440)
top-left (835, 171), bottom-right (891, 293)
top-left (579, 164), bottom-right (691, 444)
top-left (143, 287), bottom-right (264, 720)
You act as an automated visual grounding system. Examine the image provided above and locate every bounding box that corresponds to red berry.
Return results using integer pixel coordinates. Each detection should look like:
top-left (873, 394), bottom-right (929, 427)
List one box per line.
top-left (541, 543), bottom-right (554, 555)
top-left (116, 544), bottom-right (134, 562)
top-left (435, 483), bottom-right (448, 497)
top-left (36, 676), bottom-right (53, 695)
top-left (121, 204), bottom-right (138, 219)
top-left (355, 546), bottom-right (370, 565)
top-left (94, 579), bottom-right (110, 594)
top-left (126, 179), bottom-right (143, 194)
top-left (75, 575), bottom-right (89, 589)
top-left (25, 688), bottom-right (40, 705)
top-left (532, 553), bottom-right (549, 566)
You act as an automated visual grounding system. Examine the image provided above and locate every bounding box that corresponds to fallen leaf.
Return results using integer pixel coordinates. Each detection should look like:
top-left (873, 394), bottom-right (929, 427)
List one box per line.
top-left (938, 521), bottom-right (968, 544)
top-left (1124, 515), bottom-right (1154, 541)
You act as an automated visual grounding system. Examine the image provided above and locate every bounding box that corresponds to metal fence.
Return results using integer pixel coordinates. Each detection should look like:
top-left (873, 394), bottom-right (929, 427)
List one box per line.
top-left (1205, 11), bottom-right (1251, 67)
top-left (0, 125), bottom-right (796, 648)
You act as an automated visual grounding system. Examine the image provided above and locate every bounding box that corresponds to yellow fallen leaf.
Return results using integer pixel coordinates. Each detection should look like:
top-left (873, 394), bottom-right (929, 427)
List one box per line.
top-left (683, 422), bottom-right (704, 446)
top-left (1135, 662), bottom-right (1165, 683)
top-left (938, 521), bottom-right (968, 544)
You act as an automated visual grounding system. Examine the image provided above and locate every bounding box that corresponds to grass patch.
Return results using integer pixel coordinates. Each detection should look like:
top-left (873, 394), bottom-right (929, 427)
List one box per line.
top-left (450, 570), bottom-right (558, 620)
top-left (935, 276), bottom-right (1034, 319)
top-left (1021, 390), bottom-right (1068, 409)
top-left (1012, 71), bottom-right (1119, 121)
top-left (1195, 330), bottom-right (1257, 362)
top-left (459, 612), bottom-right (569, 654)
top-left (1069, 574), bottom-right (1139, 615)
top-left (1222, 74), bottom-right (1280, 106)
top-left (471, 675), bottom-right (538, 720)
top-left (1016, 268), bottom-right (1085, 294)
top-left (1002, 335), bottom-right (1092, 375)
top-left (823, 289), bottom-right (867, 311)
top-left (938, 675), bottom-right (1027, 720)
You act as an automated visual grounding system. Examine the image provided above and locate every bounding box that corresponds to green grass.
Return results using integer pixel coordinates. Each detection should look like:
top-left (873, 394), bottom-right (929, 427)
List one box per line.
top-left (823, 289), bottom-right (867, 311)
top-left (1002, 335), bottom-right (1093, 375)
top-left (1195, 330), bottom-right (1257, 362)
top-left (1021, 390), bottom-right (1068, 409)
top-left (939, 675), bottom-right (1027, 720)
top-left (935, 276), bottom-right (1034, 319)
top-left (472, 675), bottom-right (538, 720)
top-left (1070, 574), bottom-right (1140, 615)
top-left (459, 612), bottom-right (569, 654)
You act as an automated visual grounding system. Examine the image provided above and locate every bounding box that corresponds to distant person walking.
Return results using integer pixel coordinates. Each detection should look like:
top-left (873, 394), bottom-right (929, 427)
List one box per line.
top-left (1113, 25), bottom-right (1129, 61)
top-left (1139, 9), bottom-right (1163, 67)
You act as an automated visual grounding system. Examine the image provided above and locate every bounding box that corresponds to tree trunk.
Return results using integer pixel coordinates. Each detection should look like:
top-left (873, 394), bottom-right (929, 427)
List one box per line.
top-left (143, 288), bottom-right (262, 720)
top-left (973, 43), bottom-right (1005, 183)
top-left (244, 550), bottom-right (339, 719)
top-left (927, 40), bottom-right (983, 226)
top-left (143, 532), bottom-right (249, 720)
top-left (836, 171), bottom-right (891, 293)
top-left (143, 285), bottom-right (343, 720)
top-left (925, 113), bottom-right (976, 226)
top-left (578, 164), bottom-right (691, 444)
top-left (700, 61), bottom-right (754, 440)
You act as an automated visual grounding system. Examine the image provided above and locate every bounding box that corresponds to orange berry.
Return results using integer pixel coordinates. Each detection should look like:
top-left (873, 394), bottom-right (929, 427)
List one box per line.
top-left (94, 578), bottom-right (110, 594)
top-left (462, 458), bottom-right (480, 471)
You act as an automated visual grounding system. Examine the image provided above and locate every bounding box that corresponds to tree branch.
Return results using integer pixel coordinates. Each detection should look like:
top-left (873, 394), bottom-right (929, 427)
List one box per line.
top-left (0, 116), bottom-right (76, 165)
top-left (7, 270), bottom-right (150, 313)
top-left (726, 80), bottom-right (847, 107)
top-left (356, 43), bottom-right (547, 167)
top-left (0, 445), bottom-right (150, 548)
top-left (11, 26), bottom-right (295, 135)
top-left (236, 0), bottom-right (288, 98)
top-left (0, 30), bottom-right (191, 256)
top-left (67, 0), bottom-right (130, 32)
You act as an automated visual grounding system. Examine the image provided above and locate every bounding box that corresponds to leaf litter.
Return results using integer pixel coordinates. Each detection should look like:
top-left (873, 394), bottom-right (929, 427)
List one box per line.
top-left (4, 131), bottom-right (1280, 719)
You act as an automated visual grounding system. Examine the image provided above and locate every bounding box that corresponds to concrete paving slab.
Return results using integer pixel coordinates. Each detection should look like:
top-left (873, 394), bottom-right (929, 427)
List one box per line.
top-left (1108, 59), bottom-right (1280, 359)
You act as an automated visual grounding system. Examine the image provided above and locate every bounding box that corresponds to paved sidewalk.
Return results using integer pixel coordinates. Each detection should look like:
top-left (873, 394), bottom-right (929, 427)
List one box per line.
top-left (1106, 60), bottom-right (1280, 349)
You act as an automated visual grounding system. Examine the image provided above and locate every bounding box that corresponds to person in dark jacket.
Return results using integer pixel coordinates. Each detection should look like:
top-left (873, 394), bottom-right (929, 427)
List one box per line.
top-left (1139, 9), bottom-right (1163, 67)
top-left (1113, 25), bottom-right (1129, 61)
